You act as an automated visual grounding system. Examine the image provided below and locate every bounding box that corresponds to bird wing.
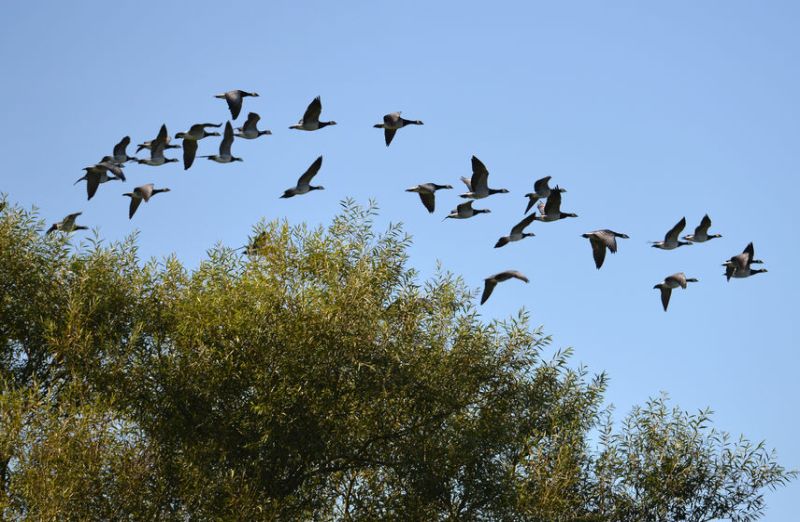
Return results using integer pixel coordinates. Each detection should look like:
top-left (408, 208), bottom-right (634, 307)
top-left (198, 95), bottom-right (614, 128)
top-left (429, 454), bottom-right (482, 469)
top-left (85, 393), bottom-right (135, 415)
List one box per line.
top-left (183, 139), bottom-right (198, 170)
top-left (419, 192), bottom-right (435, 213)
top-left (460, 176), bottom-right (473, 191)
top-left (457, 200), bottom-right (474, 212)
top-left (510, 212), bottom-right (537, 235)
top-left (660, 287), bottom-right (672, 311)
top-left (480, 279), bottom-right (497, 305)
top-left (383, 112), bottom-right (401, 126)
top-left (524, 195), bottom-right (539, 214)
top-left (113, 136), bottom-right (130, 158)
top-left (226, 91), bottom-right (243, 119)
top-left (242, 112), bottom-right (260, 132)
top-left (533, 176), bottom-right (551, 194)
top-left (302, 96), bottom-right (322, 124)
top-left (384, 128), bottom-right (397, 146)
top-left (666, 273), bottom-right (687, 288)
top-left (220, 121), bottom-right (234, 155)
top-left (128, 196), bottom-right (142, 219)
top-left (543, 187), bottom-right (562, 216)
top-left (589, 236), bottom-right (607, 269)
top-left (298, 156), bottom-right (323, 185)
top-left (742, 242), bottom-right (755, 264)
top-left (665, 217), bottom-right (686, 242)
top-left (86, 173), bottom-right (100, 200)
top-left (598, 230), bottom-right (618, 253)
top-left (696, 214), bottom-right (712, 236)
top-left (504, 270), bottom-right (529, 283)
top-left (470, 156), bottom-right (489, 193)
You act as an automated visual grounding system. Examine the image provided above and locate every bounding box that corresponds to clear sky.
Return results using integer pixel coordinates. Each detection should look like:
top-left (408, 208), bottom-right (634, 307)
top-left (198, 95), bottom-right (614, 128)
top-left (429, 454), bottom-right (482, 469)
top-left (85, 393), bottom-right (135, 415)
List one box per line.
top-left (2, 1), bottom-right (797, 517)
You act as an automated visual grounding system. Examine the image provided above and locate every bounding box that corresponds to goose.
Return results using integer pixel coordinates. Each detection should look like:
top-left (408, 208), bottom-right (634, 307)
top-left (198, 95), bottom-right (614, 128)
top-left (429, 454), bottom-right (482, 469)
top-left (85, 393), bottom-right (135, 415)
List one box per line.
top-left (653, 272), bottom-right (698, 311)
top-left (444, 200), bottom-right (491, 220)
top-left (136, 125), bottom-right (181, 153)
top-left (723, 242), bottom-right (767, 281)
top-left (123, 184), bottom-right (170, 219)
top-left (374, 112), bottom-right (423, 146)
top-left (533, 187), bottom-right (577, 222)
top-left (111, 136), bottom-right (137, 165)
top-left (200, 122), bottom-right (242, 163)
top-left (524, 176), bottom-right (565, 214)
top-left (683, 214), bottom-right (722, 243)
top-left (75, 162), bottom-right (124, 200)
top-left (405, 183), bottom-right (453, 213)
top-left (46, 212), bottom-right (87, 234)
top-left (481, 270), bottom-right (529, 305)
top-left (289, 96), bottom-right (336, 131)
top-left (460, 156), bottom-right (509, 199)
top-left (175, 123), bottom-right (222, 170)
top-left (136, 125), bottom-right (179, 166)
top-left (494, 213), bottom-right (536, 248)
top-left (281, 156), bottom-right (324, 198)
top-left (234, 112), bottom-right (272, 139)
top-left (96, 157), bottom-right (127, 181)
top-left (581, 229), bottom-right (629, 269)
top-left (650, 217), bottom-right (691, 250)
top-left (215, 90), bottom-right (259, 120)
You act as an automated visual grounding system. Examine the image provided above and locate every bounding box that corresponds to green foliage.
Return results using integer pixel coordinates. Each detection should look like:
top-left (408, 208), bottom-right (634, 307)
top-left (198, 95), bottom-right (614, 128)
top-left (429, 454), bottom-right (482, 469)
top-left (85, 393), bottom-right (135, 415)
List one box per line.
top-left (0, 196), bottom-right (793, 520)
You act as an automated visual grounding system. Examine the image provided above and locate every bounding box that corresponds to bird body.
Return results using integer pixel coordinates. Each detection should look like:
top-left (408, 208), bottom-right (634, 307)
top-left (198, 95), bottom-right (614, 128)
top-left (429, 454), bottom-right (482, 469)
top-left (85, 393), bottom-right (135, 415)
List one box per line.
top-left (289, 96), bottom-right (336, 131)
top-left (459, 156), bottom-right (509, 199)
top-left (445, 200), bottom-right (491, 220)
top-left (651, 217), bottom-right (691, 249)
top-left (281, 156), bottom-right (324, 198)
top-left (582, 229), bottom-right (629, 269)
top-left (215, 90), bottom-right (259, 120)
top-left (123, 183), bottom-right (170, 219)
top-left (406, 183), bottom-right (452, 213)
top-left (235, 112), bottom-right (272, 139)
top-left (374, 112), bottom-right (423, 146)
top-left (481, 270), bottom-right (529, 305)
top-left (653, 272), bottom-right (698, 311)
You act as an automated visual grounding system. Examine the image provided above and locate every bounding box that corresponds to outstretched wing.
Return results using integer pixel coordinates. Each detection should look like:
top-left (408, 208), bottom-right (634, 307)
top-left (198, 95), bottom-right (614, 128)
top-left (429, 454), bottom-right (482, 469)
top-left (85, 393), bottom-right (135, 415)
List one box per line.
top-left (220, 121), bottom-right (234, 156)
top-left (543, 188), bottom-right (562, 216)
top-left (226, 91), bottom-right (243, 119)
top-left (659, 287), bottom-right (671, 311)
top-left (589, 236), bottom-right (607, 269)
top-left (696, 214), bottom-right (712, 236)
top-left (298, 156), bottom-right (323, 185)
top-left (470, 156), bottom-right (489, 193)
top-left (418, 192), bottom-right (435, 213)
top-left (384, 128), bottom-right (397, 146)
top-left (113, 136), bottom-right (130, 157)
top-left (183, 139), bottom-right (198, 170)
top-left (665, 217), bottom-right (686, 242)
top-left (128, 197), bottom-right (142, 219)
top-left (510, 213), bottom-right (536, 235)
top-left (480, 279), bottom-right (497, 305)
top-left (302, 96), bottom-right (322, 124)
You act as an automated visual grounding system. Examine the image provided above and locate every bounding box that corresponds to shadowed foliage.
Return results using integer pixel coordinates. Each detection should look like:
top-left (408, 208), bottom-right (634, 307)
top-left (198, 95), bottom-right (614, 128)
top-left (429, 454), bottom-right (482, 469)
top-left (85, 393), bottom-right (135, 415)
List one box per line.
top-left (0, 195), bottom-right (793, 520)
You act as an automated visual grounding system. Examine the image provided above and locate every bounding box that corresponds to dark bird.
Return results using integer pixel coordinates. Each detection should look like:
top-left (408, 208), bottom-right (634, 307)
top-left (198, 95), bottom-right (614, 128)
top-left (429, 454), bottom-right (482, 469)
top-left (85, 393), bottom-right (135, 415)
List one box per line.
top-left (215, 90), bottom-right (259, 120)
top-left (46, 212), bottom-right (87, 234)
top-left (683, 214), bottom-right (722, 243)
top-left (653, 272), bottom-right (698, 311)
top-left (650, 217), bottom-right (691, 250)
top-left (405, 183), bottom-right (453, 213)
top-left (374, 112), bottom-right (423, 146)
top-left (136, 125), bottom-right (181, 154)
top-left (460, 156), bottom-right (509, 199)
top-left (533, 187), bottom-right (577, 222)
top-left (290, 96), bottom-right (337, 131)
top-left (200, 122), bottom-right (242, 163)
top-left (75, 162), bottom-right (124, 200)
top-left (723, 242), bottom-right (767, 281)
top-left (281, 156), bottom-right (324, 198)
top-left (494, 213), bottom-right (536, 248)
top-left (123, 183), bottom-right (170, 219)
top-left (111, 136), bottom-right (137, 165)
top-left (175, 123), bottom-right (222, 170)
top-left (524, 176), bottom-right (565, 214)
top-left (136, 125), bottom-right (179, 166)
top-left (581, 229), bottom-right (629, 269)
top-left (444, 200), bottom-right (491, 220)
top-left (481, 270), bottom-right (529, 305)
top-left (235, 112), bottom-right (272, 139)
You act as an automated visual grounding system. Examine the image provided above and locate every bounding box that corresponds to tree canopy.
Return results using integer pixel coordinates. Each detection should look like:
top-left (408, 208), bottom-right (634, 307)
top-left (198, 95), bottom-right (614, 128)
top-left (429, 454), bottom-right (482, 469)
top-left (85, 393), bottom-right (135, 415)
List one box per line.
top-left (0, 197), bottom-right (793, 520)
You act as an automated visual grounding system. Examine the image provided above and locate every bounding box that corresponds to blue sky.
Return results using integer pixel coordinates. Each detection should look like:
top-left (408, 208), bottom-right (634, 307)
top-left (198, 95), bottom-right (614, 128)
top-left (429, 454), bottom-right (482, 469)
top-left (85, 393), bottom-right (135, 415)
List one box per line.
top-left (2, 1), bottom-right (798, 517)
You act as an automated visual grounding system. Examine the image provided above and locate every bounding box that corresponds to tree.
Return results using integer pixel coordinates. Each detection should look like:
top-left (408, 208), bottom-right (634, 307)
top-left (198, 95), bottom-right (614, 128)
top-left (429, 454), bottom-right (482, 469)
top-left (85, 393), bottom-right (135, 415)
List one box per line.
top-left (0, 196), bottom-right (793, 520)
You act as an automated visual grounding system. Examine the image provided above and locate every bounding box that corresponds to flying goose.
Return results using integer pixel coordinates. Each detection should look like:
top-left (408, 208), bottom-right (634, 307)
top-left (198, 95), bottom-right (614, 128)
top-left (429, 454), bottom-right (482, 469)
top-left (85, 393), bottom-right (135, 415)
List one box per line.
top-left (281, 156), bottom-right (324, 198)
top-left (494, 213), bottom-right (536, 248)
top-left (136, 125), bottom-right (181, 153)
top-left (406, 183), bottom-right (453, 213)
top-left (581, 229), bottom-right (629, 269)
top-left (290, 96), bottom-right (336, 131)
top-left (723, 242), bottom-right (767, 281)
top-left (653, 272), bottom-right (698, 311)
top-left (175, 123), bottom-right (222, 170)
top-left (235, 112), bottom-right (272, 139)
top-left (215, 90), bottom-right (259, 120)
top-left (533, 187), bottom-right (577, 222)
top-left (481, 270), bottom-right (529, 305)
top-left (460, 156), bottom-right (509, 199)
top-left (374, 112), bottom-right (423, 146)
top-left (444, 200), bottom-right (491, 220)
top-left (201, 122), bottom-right (242, 163)
top-left (111, 136), bottom-right (137, 165)
top-left (75, 162), bottom-right (125, 200)
top-left (650, 217), bottom-right (691, 250)
top-left (136, 125), bottom-right (179, 166)
top-left (46, 212), bottom-right (87, 234)
top-left (123, 183), bottom-right (170, 219)
top-left (683, 214), bottom-right (722, 243)
top-left (524, 176), bottom-right (565, 214)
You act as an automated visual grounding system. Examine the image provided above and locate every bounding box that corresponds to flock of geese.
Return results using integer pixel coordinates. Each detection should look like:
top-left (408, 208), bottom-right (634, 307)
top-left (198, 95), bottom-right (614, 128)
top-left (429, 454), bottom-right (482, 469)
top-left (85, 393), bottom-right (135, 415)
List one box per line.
top-left (46, 89), bottom-right (769, 311)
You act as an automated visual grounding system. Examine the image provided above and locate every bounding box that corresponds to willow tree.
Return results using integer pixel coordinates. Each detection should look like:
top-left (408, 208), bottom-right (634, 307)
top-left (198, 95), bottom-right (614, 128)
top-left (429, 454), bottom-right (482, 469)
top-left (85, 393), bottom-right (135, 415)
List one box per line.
top-left (0, 196), bottom-right (793, 520)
